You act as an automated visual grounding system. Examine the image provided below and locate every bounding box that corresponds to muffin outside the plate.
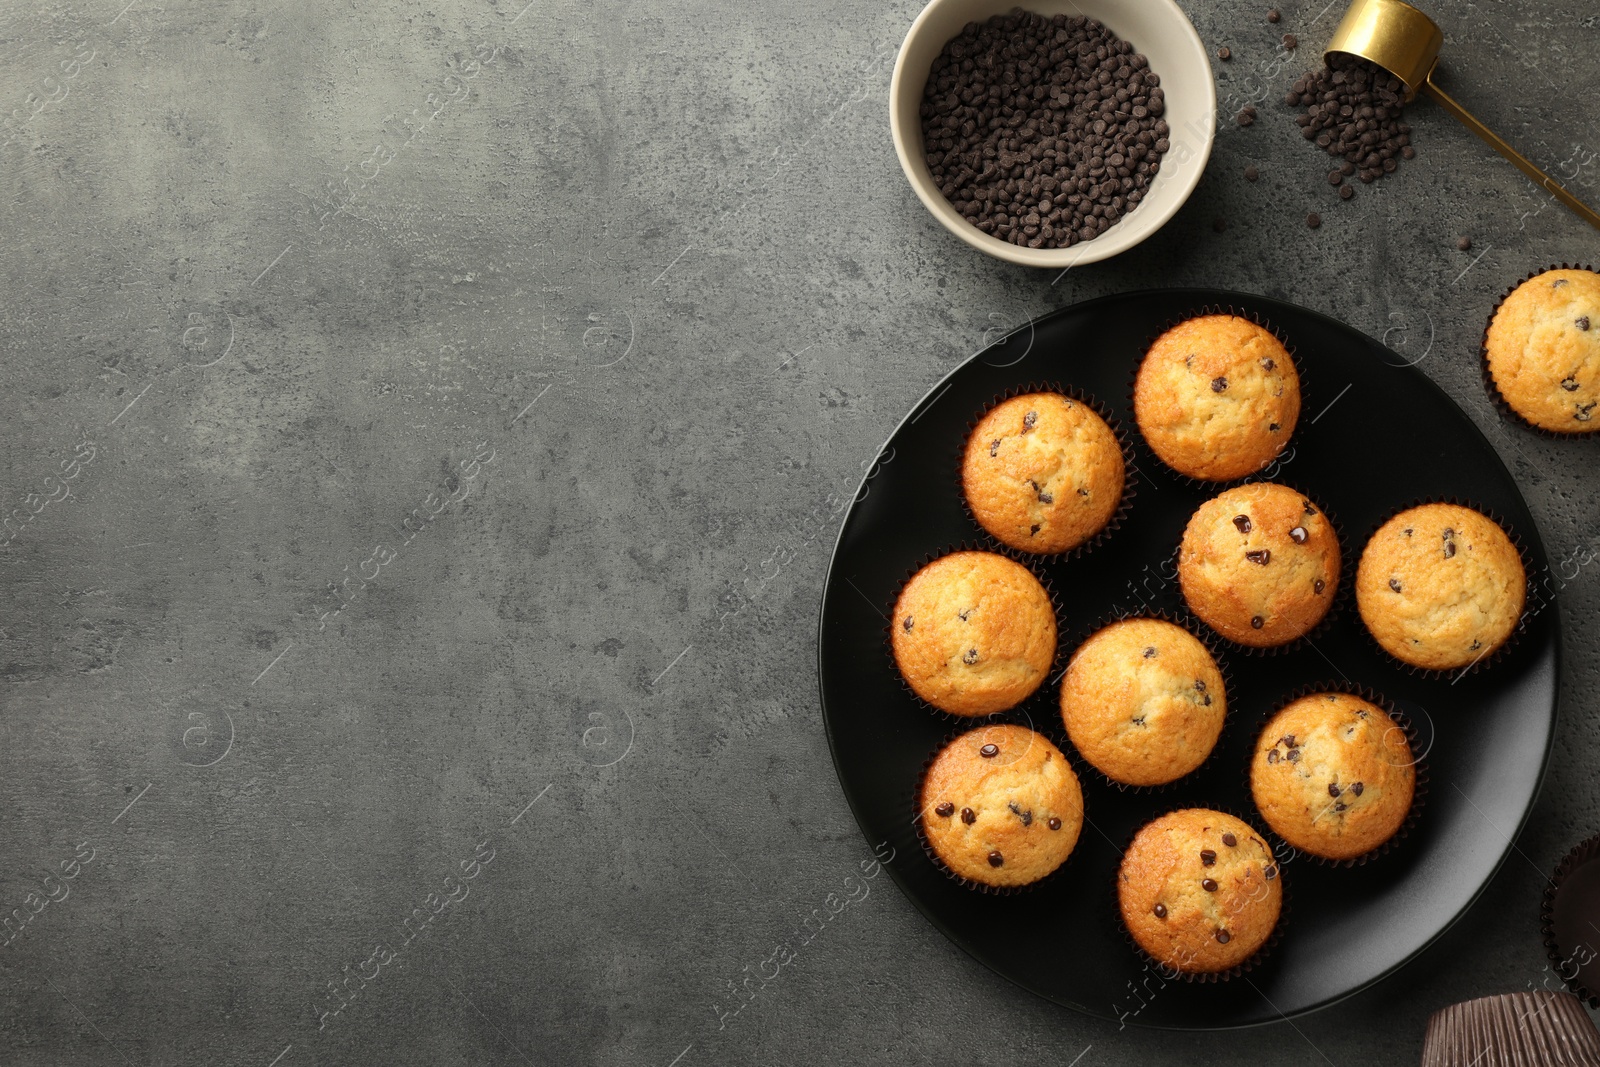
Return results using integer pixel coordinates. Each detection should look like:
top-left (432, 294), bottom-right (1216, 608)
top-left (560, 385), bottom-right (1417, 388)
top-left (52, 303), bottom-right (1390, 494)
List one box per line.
top-left (1118, 808), bottom-right (1282, 975)
top-left (1179, 482), bottom-right (1340, 647)
top-left (1250, 692), bottom-right (1415, 861)
top-left (919, 724), bottom-right (1084, 888)
top-left (962, 392), bottom-right (1125, 554)
top-left (1059, 618), bottom-right (1226, 787)
top-left (1355, 503), bottom-right (1525, 671)
top-left (1134, 314), bottom-right (1300, 481)
top-left (892, 551), bottom-right (1056, 716)
top-left (1484, 268), bottom-right (1600, 433)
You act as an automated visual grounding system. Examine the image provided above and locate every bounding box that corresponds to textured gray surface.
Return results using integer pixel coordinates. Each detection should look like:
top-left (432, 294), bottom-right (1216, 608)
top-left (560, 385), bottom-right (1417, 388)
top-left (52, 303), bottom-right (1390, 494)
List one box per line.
top-left (2, 0), bottom-right (1599, 1063)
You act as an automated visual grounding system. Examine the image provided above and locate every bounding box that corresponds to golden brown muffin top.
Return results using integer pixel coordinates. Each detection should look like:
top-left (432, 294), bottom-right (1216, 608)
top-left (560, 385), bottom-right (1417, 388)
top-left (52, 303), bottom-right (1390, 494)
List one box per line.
top-left (1118, 808), bottom-right (1282, 974)
top-left (1250, 692), bottom-right (1416, 861)
top-left (891, 551), bottom-right (1057, 716)
top-left (1179, 482), bottom-right (1340, 647)
top-left (1134, 315), bottom-right (1300, 481)
top-left (1484, 269), bottom-right (1600, 433)
top-left (962, 392), bottom-right (1125, 554)
top-left (1355, 503), bottom-right (1525, 671)
top-left (919, 724), bottom-right (1084, 887)
top-left (1059, 618), bottom-right (1225, 786)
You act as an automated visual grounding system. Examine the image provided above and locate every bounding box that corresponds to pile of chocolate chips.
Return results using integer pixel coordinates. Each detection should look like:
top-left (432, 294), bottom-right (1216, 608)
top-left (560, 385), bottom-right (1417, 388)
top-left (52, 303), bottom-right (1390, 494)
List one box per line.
top-left (920, 11), bottom-right (1170, 249)
top-left (1286, 53), bottom-right (1413, 198)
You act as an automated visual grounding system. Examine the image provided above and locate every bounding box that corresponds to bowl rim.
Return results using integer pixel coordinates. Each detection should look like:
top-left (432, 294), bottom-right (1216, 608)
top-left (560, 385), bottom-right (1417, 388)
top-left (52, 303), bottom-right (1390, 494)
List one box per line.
top-left (888, 0), bottom-right (1218, 269)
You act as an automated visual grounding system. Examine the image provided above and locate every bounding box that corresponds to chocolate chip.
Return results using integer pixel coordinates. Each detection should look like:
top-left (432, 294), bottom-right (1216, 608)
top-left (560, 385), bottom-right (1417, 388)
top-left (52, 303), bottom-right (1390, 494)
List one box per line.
top-left (1303, 500), bottom-right (1316, 515)
top-left (1194, 679), bottom-right (1207, 692)
top-left (1283, 735), bottom-right (1296, 746)
top-left (1314, 578), bottom-right (1326, 594)
top-left (1143, 646), bottom-right (1158, 658)
top-left (1579, 402), bottom-right (1597, 422)
top-left (1444, 540), bottom-right (1456, 559)
top-left (1352, 781), bottom-right (1364, 796)
top-left (1328, 170), bottom-right (1343, 186)
top-left (1251, 615), bottom-right (1264, 629)
top-left (963, 648), bottom-right (979, 664)
top-left (979, 743), bottom-right (999, 758)
top-left (1270, 421), bottom-right (1281, 431)
top-left (1202, 878), bottom-right (1218, 892)
top-left (936, 802), bottom-right (955, 817)
top-left (1457, 236), bottom-right (1472, 251)
top-left (961, 807), bottom-right (976, 824)
top-left (1218, 46), bottom-right (1231, 61)
top-left (1264, 865), bottom-right (1278, 880)
top-left (1340, 184), bottom-right (1355, 200)
top-left (1030, 523), bottom-right (1041, 534)
top-left (1023, 410), bottom-right (1037, 429)
top-left (1038, 491), bottom-right (1054, 504)
top-left (903, 616), bottom-right (914, 631)
top-left (958, 608), bottom-right (973, 621)
top-left (1008, 801), bottom-right (1033, 826)
top-left (988, 851), bottom-right (1003, 868)
top-left (1289, 526), bottom-right (1308, 544)
top-left (1267, 749), bottom-right (1279, 764)
top-left (1048, 816), bottom-right (1062, 831)
top-left (1222, 832), bottom-right (1237, 847)
top-left (1245, 164), bottom-right (1259, 181)
top-left (1390, 578), bottom-right (1402, 592)
top-left (1233, 514), bottom-right (1252, 533)
top-left (1554, 279), bottom-right (1570, 288)
top-left (1579, 317), bottom-right (1592, 331)
top-left (1292, 55), bottom-right (1416, 186)
top-left (1200, 849), bottom-right (1217, 866)
top-left (1217, 929), bottom-right (1232, 944)
top-left (1286, 747), bottom-right (1301, 762)
top-left (1328, 782), bottom-right (1341, 797)
top-left (1246, 549), bottom-right (1271, 564)
top-left (1267, 8), bottom-right (1280, 21)
top-left (1211, 376), bottom-right (1228, 392)
top-left (1154, 902), bottom-right (1168, 918)
top-left (1334, 801), bottom-right (1348, 812)
top-left (1236, 109), bottom-right (1255, 128)
top-left (989, 439), bottom-right (1001, 457)
top-left (1282, 33), bottom-right (1297, 49)
top-left (1262, 357), bottom-right (1276, 371)
top-left (1307, 212), bottom-right (1322, 229)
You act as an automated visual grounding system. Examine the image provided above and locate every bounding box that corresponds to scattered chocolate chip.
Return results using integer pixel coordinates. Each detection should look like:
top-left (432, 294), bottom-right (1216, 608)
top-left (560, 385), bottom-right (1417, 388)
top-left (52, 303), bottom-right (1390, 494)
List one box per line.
top-left (1307, 212), bottom-right (1322, 229)
top-left (1200, 849), bottom-right (1217, 866)
top-left (1262, 357), bottom-right (1277, 370)
top-left (1211, 376), bottom-right (1228, 392)
top-left (1236, 108), bottom-right (1255, 128)
top-left (1282, 33), bottom-right (1297, 50)
top-left (1008, 801), bottom-right (1033, 826)
top-left (963, 648), bottom-right (979, 664)
top-left (903, 616), bottom-right (914, 631)
top-left (1328, 169), bottom-right (1343, 186)
top-left (1023, 410), bottom-right (1037, 429)
top-left (1328, 782), bottom-right (1341, 797)
top-left (1143, 646), bottom-right (1158, 658)
top-left (1251, 615), bottom-right (1264, 629)
top-left (1246, 549), bottom-right (1271, 565)
top-left (1290, 55), bottom-right (1416, 185)
top-left (1234, 514), bottom-right (1253, 533)
top-left (936, 802), bottom-right (955, 817)
top-left (989, 439), bottom-right (1001, 457)
top-left (1194, 679), bottom-right (1207, 692)
top-left (1457, 236), bottom-right (1472, 251)
top-left (1030, 523), bottom-right (1042, 534)
top-left (1222, 832), bottom-right (1237, 847)
top-left (1048, 816), bottom-right (1062, 831)
top-left (1202, 878), bottom-right (1218, 892)
top-left (1245, 164), bottom-right (1259, 181)
top-left (1352, 781), bottom-right (1364, 796)
top-left (961, 807), bottom-right (976, 824)
top-left (1218, 46), bottom-right (1231, 61)
top-left (1217, 929), bottom-right (1232, 944)
top-left (1289, 526), bottom-right (1308, 544)
top-left (1444, 540), bottom-right (1457, 559)
top-left (1154, 902), bottom-right (1168, 918)
top-left (1267, 8), bottom-right (1280, 21)
top-left (1578, 316), bottom-right (1592, 331)
top-left (1402, 145), bottom-right (1415, 159)
top-left (1267, 749), bottom-right (1279, 764)
top-left (1314, 578), bottom-right (1326, 594)
top-left (1339, 184), bottom-right (1355, 200)
top-left (1334, 801), bottom-right (1348, 812)
top-left (1264, 865), bottom-right (1278, 880)
top-left (1038, 491), bottom-right (1054, 504)
top-left (1404, 527), bottom-right (1413, 536)
top-left (979, 743), bottom-right (999, 758)
top-left (1286, 747), bottom-right (1301, 762)
top-left (988, 850), bottom-right (1004, 867)
top-left (1282, 735), bottom-right (1296, 747)
top-left (1390, 578), bottom-right (1402, 592)
top-left (1202, 694), bottom-right (1212, 706)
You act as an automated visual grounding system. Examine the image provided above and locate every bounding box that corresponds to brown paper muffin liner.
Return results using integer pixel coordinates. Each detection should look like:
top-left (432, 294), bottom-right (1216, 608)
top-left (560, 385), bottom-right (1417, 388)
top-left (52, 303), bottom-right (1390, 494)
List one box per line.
top-left (1126, 304), bottom-right (1310, 490)
top-left (1108, 805), bottom-right (1291, 984)
top-left (1053, 607), bottom-right (1235, 795)
top-left (1242, 681), bottom-right (1430, 870)
top-left (1421, 991), bottom-right (1600, 1067)
top-left (1172, 481), bottom-right (1351, 659)
top-left (1480, 263), bottom-right (1600, 438)
top-left (883, 543), bottom-right (1066, 726)
top-left (956, 382), bottom-right (1138, 562)
top-left (911, 723), bottom-right (1088, 896)
top-left (1541, 832), bottom-right (1600, 1008)
top-left (1351, 497), bottom-right (1535, 681)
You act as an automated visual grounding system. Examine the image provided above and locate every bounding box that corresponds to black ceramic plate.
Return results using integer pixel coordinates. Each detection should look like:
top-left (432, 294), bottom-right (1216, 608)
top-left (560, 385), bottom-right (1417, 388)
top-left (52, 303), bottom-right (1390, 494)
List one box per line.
top-left (817, 289), bottom-right (1558, 1029)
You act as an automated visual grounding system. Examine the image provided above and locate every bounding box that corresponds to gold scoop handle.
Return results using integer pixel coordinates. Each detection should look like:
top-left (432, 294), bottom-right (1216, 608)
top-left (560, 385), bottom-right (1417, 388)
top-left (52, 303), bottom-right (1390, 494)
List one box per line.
top-left (1423, 76), bottom-right (1600, 231)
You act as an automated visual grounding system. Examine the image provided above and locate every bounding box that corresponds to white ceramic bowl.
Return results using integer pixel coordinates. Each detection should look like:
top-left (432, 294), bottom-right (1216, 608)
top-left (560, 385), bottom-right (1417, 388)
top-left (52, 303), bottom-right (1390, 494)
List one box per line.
top-left (890, 0), bottom-right (1217, 268)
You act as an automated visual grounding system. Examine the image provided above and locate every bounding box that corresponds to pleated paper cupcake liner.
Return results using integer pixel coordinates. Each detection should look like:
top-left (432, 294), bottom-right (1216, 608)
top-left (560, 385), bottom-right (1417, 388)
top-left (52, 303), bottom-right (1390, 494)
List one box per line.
top-left (1421, 991), bottom-right (1600, 1067)
top-left (1540, 831), bottom-right (1600, 1009)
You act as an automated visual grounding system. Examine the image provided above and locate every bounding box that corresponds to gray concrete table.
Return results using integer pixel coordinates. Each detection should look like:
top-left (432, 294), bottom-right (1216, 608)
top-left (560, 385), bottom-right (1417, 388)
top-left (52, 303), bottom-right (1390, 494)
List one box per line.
top-left (2, 0), bottom-right (1598, 1063)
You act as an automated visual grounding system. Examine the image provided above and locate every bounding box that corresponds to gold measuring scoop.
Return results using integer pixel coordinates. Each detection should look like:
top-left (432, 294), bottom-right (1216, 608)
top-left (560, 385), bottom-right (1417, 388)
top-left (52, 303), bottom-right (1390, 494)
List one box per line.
top-left (1326, 0), bottom-right (1600, 230)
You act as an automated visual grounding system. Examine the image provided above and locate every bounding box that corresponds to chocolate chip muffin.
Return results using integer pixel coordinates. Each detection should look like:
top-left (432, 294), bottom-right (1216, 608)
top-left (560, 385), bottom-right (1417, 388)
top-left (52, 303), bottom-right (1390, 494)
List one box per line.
top-left (962, 392), bottom-right (1125, 554)
top-left (1059, 618), bottom-right (1226, 787)
top-left (1356, 503), bottom-right (1525, 671)
top-left (919, 724), bottom-right (1084, 888)
top-left (1179, 483), bottom-right (1340, 647)
top-left (1484, 268), bottom-right (1600, 433)
top-left (1134, 314), bottom-right (1300, 481)
top-left (892, 551), bottom-right (1057, 716)
top-left (1118, 809), bottom-right (1282, 975)
top-left (1250, 692), bottom-right (1416, 861)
